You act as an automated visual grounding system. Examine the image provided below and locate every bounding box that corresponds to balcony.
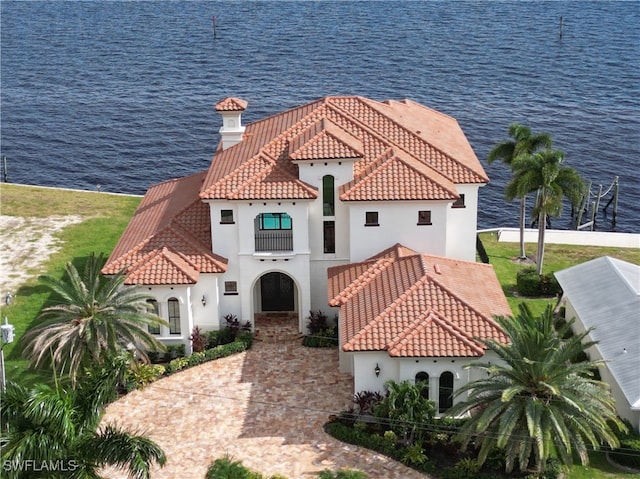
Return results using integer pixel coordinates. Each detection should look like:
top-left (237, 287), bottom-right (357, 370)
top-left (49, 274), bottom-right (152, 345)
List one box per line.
top-left (255, 231), bottom-right (293, 252)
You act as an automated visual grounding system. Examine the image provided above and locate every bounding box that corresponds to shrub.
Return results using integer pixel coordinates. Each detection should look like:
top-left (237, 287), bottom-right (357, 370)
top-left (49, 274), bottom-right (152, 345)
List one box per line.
top-left (166, 343), bottom-right (186, 358)
top-left (401, 443), bottom-right (428, 466)
top-left (224, 313), bottom-right (252, 339)
top-left (190, 325), bottom-right (208, 353)
top-left (124, 362), bottom-right (165, 390)
top-left (303, 325), bottom-right (338, 348)
top-left (206, 455), bottom-right (260, 479)
top-left (611, 432), bottom-right (640, 469)
top-left (516, 268), bottom-right (561, 297)
top-left (165, 356), bottom-right (189, 374)
top-left (352, 390), bottom-right (384, 415)
top-left (306, 310), bottom-right (329, 334)
top-left (187, 351), bottom-right (206, 367)
top-left (317, 470), bottom-right (368, 479)
top-left (205, 454), bottom-right (289, 479)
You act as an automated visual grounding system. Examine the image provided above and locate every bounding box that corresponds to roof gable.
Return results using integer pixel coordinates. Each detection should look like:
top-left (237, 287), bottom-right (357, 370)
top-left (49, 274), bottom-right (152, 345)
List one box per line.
top-left (102, 172), bottom-right (228, 285)
top-left (329, 246), bottom-right (511, 358)
top-left (289, 118), bottom-right (364, 161)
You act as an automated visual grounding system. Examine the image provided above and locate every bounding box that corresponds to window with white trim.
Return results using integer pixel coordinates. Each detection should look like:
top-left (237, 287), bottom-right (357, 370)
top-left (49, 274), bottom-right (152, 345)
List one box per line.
top-left (168, 298), bottom-right (181, 335)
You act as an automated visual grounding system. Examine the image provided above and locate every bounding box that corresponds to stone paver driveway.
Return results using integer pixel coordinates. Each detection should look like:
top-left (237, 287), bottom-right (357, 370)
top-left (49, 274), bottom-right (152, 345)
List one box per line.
top-left (102, 341), bottom-right (431, 479)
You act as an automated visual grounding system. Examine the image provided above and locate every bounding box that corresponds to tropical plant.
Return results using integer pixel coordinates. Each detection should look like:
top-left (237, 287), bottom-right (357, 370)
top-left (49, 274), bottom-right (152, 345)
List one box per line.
top-left (488, 123), bottom-right (553, 260)
top-left (0, 364), bottom-right (166, 479)
top-left (448, 303), bottom-right (626, 475)
top-left (189, 325), bottom-right (208, 353)
top-left (20, 253), bottom-right (167, 385)
top-left (374, 380), bottom-right (436, 445)
top-left (506, 149), bottom-right (585, 273)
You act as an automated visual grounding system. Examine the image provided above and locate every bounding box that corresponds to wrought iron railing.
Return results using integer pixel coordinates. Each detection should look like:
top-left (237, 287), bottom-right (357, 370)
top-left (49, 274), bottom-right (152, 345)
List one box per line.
top-left (255, 231), bottom-right (293, 252)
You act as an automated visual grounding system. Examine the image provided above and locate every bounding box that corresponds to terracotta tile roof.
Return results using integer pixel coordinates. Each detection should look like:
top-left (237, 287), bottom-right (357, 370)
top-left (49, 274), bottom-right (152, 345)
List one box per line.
top-left (289, 118), bottom-right (364, 161)
top-left (102, 172), bottom-right (228, 285)
top-left (215, 97), bottom-right (248, 111)
top-left (200, 96), bottom-right (488, 201)
top-left (328, 246), bottom-right (511, 358)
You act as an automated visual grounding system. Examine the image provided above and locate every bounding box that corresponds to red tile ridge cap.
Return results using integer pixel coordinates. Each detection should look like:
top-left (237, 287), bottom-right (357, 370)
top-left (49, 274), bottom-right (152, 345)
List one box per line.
top-left (339, 147), bottom-right (458, 201)
top-left (424, 275), bottom-right (509, 344)
top-left (342, 274), bottom-right (432, 352)
top-left (329, 257), bottom-right (395, 307)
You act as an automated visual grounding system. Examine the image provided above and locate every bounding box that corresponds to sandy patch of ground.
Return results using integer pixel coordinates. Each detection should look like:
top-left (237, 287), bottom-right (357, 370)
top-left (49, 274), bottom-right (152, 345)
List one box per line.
top-left (0, 215), bottom-right (83, 295)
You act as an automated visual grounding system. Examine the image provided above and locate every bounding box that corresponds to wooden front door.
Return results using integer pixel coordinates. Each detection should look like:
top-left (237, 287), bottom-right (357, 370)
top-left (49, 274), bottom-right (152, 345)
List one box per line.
top-left (260, 272), bottom-right (295, 311)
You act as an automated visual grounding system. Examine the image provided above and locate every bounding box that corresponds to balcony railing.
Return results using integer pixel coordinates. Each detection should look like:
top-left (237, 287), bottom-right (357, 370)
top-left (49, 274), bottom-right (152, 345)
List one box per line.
top-left (255, 231), bottom-right (293, 252)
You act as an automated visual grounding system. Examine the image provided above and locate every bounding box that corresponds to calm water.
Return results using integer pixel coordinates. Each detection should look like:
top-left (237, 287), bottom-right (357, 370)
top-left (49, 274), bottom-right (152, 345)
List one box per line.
top-left (1, 1), bottom-right (639, 232)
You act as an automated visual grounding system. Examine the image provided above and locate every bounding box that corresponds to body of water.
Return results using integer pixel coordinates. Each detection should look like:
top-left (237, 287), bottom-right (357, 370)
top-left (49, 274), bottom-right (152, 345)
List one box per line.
top-left (1, 1), bottom-right (639, 232)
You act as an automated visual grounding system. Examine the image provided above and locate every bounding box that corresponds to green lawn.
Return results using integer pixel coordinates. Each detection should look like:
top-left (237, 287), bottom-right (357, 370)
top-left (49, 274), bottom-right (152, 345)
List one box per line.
top-left (478, 231), bottom-right (640, 317)
top-left (0, 183), bottom-right (141, 385)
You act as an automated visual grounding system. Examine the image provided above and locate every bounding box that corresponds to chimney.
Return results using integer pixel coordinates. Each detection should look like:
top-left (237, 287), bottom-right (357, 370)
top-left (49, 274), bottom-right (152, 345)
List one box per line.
top-left (215, 97), bottom-right (248, 150)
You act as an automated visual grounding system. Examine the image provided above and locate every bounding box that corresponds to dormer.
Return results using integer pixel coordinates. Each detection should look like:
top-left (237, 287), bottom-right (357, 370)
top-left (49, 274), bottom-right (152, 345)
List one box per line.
top-left (215, 97), bottom-right (248, 150)
top-left (288, 118), bottom-right (363, 185)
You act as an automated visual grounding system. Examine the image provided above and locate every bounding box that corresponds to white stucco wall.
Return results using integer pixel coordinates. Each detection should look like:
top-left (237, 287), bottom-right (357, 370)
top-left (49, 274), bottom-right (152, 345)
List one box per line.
top-left (347, 201), bottom-right (450, 262)
top-left (445, 184), bottom-right (482, 262)
top-left (347, 349), bottom-right (499, 415)
top-left (143, 277), bottom-right (222, 353)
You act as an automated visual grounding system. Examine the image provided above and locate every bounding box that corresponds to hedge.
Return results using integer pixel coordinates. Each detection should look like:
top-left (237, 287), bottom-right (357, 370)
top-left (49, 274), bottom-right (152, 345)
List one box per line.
top-left (516, 268), bottom-right (561, 297)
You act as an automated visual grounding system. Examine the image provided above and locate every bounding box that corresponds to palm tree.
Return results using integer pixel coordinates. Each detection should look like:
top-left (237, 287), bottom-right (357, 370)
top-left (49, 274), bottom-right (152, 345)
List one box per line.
top-left (448, 304), bottom-right (625, 475)
top-left (0, 361), bottom-right (166, 479)
top-left (488, 124), bottom-right (553, 260)
top-left (21, 253), bottom-right (167, 385)
top-left (505, 149), bottom-right (585, 274)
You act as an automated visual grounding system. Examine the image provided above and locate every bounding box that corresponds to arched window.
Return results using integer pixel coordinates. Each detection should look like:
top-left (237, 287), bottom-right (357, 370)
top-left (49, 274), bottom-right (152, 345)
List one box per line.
top-left (415, 372), bottom-right (429, 399)
top-left (167, 298), bottom-right (181, 335)
top-left (146, 299), bottom-right (160, 335)
top-left (322, 175), bottom-right (335, 216)
top-left (439, 371), bottom-right (454, 413)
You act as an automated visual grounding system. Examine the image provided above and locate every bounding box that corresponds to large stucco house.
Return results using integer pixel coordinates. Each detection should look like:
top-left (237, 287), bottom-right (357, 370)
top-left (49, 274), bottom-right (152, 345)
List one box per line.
top-left (556, 257), bottom-right (640, 433)
top-left (103, 96), bottom-right (511, 409)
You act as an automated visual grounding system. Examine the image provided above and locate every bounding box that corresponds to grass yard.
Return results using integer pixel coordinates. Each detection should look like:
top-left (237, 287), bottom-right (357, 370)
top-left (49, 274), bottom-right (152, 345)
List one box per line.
top-left (0, 183), bottom-right (141, 386)
top-left (478, 231), bottom-right (640, 317)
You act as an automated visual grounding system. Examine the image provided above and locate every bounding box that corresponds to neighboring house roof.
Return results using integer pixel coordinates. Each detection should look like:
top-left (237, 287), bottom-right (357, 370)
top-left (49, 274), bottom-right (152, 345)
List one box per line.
top-left (102, 172), bottom-right (227, 285)
top-left (200, 96), bottom-right (488, 201)
top-left (328, 244), bottom-right (511, 357)
top-left (555, 257), bottom-right (640, 410)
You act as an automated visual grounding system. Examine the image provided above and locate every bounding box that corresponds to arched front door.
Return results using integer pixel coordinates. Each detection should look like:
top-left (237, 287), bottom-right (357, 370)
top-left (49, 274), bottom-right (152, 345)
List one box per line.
top-left (260, 272), bottom-right (295, 312)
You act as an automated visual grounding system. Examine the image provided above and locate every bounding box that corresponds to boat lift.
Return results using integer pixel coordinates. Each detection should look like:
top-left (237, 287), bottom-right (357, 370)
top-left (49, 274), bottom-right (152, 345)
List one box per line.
top-left (574, 176), bottom-right (619, 231)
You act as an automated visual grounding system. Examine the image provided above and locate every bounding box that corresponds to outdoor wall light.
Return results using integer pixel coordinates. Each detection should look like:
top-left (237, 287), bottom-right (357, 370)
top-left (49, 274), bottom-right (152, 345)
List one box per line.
top-left (201, 295), bottom-right (207, 307)
top-left (374, 363), bottom-right (381, 377)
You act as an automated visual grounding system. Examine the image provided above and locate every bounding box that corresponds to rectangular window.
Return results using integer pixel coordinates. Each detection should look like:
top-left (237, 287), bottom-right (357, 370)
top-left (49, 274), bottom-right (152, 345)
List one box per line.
top-left (220, 209), bottom-right (234, 224)
top-left (259, 213), bottom-right (292, 230)
top-left (147, 299), bottom-right (160, 335)
top-left (323, 221), bottom-right (335, 253)
top-left (168, 298), bottom-right (181, 335)
top-left (452, 194), bottom-right (466, 208)
top-left (323, 175), bottom-right (335, 216)
top-left (417, 210), bottom-right (432, 225)
top-left (224, 281), bottom-right (238, 295)
top-left (365, 211), bottom-right (379, 226)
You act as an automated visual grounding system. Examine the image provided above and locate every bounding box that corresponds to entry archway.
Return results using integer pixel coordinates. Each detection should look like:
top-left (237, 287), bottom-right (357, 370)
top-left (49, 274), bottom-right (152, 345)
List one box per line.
top-left (259, 272), bottom-right (296, 312)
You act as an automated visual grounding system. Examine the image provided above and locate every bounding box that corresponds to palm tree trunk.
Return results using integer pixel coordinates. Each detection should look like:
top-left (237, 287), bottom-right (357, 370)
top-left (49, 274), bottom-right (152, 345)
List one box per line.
top-left (536, 211), bottom-right (547, 275)
top-left (519, 196), bottom-right (527, 259)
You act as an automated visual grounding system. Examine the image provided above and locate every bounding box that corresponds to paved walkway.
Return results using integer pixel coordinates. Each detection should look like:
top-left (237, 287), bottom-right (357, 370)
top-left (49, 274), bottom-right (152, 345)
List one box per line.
top-left (101, 341), bottom-right (431, 479)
